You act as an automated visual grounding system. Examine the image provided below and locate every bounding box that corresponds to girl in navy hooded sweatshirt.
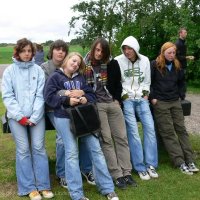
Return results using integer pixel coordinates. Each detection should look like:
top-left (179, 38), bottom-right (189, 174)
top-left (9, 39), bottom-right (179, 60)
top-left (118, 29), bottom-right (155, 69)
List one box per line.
top-left (44, 52), bottom-right (118, 200)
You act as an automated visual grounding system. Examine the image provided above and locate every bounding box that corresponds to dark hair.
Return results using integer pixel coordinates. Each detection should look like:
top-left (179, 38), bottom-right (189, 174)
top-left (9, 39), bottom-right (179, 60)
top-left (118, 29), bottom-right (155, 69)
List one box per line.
top-left (35, 43), bottom-right (43, 51)
top-left (90, 38), bottom-right (110, 64)
top-left (47, 39), bottom-right (69, 59)
top-left (178, 27), bottom-right (187, 34)
top-left (13, 38), bottom-right (35, 61)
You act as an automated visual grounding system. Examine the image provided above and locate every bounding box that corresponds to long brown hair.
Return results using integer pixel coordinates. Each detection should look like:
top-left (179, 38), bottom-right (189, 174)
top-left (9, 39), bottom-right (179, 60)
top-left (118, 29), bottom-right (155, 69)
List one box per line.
top-left (90, 38), bottom-right (110, 64)
top-left (13, 38), bottom-right (35, 61)
top-left (155, 42), bottom-right (180, 73)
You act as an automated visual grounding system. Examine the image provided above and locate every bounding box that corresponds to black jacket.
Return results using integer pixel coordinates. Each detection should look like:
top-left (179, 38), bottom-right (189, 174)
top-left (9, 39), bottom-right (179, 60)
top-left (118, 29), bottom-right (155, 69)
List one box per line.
top-left (175, 38), bottom-right (187, 69)
top-left (150, 60), bottom-right (186, 101)
top-left (106, 59), bottom-right (122, 103)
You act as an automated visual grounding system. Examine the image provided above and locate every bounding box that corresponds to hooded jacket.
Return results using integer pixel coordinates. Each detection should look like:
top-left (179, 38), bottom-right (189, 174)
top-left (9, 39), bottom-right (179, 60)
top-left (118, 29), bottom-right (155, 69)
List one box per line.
top-left (2, 58), bottom-right (45, 124)
top-left (44, 69), bottom-right (96, 118)
top-left (115, 36), bottom-right (151, 100)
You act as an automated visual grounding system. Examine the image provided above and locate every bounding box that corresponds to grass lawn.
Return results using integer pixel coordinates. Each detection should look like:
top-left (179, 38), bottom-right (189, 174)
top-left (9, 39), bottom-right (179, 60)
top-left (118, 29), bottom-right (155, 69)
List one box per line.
top-left (0, 95), bottom-right (200, 200)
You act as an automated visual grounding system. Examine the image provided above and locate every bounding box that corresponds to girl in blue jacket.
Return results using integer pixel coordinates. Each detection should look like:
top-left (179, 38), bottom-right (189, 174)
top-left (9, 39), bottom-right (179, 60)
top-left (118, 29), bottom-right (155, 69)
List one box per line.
top-left (2, 38), bottom-right (53, 200)
top-left (44, 52), bottom-right (118, 200)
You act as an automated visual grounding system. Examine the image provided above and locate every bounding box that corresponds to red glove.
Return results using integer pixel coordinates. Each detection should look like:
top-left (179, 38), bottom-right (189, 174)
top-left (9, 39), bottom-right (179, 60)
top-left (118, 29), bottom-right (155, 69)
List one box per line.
top-left (18, 117), bottom-right (28, 126)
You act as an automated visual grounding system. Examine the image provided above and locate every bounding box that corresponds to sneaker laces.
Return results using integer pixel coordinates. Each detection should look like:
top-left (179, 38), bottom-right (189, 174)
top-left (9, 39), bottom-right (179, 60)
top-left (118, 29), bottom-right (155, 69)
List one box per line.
top-left (180, 163), bottom-right (189, 171)
top-left (87, 171), bottom-right (94, 181)
top-left (107, 192), bottom-right (118, 199)
top-left (149, 166), bottom-right (157, 174)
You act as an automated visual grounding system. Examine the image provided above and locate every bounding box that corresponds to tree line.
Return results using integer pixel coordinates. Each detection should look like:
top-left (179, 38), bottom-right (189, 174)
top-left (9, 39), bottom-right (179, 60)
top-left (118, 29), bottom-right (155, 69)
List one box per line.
top-left (69, 0), bottom-right (200, 84)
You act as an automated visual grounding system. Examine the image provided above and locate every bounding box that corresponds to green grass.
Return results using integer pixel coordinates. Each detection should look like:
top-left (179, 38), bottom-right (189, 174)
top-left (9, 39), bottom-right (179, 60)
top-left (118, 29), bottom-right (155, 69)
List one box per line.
top-left (0, 130), bottom-right (200, 199)
top-left (0, 92), bottom-right (200, 199)
top-left (0, 45), bottom-right (87, 64)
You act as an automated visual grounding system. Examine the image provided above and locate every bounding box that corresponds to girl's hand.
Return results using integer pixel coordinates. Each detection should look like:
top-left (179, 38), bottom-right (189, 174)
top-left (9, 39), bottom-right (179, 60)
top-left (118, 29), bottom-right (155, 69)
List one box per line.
top-left (79, 97), bottom-right (87, 104)
top-left (27, 120), bottom-right (35, 126)
top-left (69, 97), bottom-right (80, 106)
top-left (151, 99), bottom-right (157, 105)
top-left (69, 90), bottom-right (84, 98)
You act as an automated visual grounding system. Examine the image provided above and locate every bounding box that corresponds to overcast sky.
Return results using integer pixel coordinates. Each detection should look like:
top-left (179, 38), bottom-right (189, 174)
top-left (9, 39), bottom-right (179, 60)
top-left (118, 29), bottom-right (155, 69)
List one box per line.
top-left (0, 0), bottom-right (82, 43)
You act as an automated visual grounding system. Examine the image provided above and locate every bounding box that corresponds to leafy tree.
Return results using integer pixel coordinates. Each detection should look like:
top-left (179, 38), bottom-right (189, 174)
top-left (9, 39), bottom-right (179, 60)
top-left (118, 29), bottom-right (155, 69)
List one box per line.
top-left (69, 0), bottom-right (122, 46)
top-left (69, 0), bottom-right (200, 84)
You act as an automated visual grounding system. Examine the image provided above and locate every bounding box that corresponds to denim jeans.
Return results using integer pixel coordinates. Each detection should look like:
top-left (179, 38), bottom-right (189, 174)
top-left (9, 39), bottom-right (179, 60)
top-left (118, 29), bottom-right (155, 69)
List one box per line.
top-left (47, 112), bottom-right (92, 178)
top-left (78, 139), bottom-right (93, 174)
top-left (123, 98), bottom-right (158, 172)
top-left (54, 117), bottom-right (114, 200)
top-left (9, 118), bottom-right (51, 196)
top-left (47, 112), bottom-right (65, 178)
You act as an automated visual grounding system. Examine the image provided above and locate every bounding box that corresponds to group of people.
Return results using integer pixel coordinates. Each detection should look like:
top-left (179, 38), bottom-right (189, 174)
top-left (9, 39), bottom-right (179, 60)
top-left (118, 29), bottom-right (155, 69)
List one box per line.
top-left (1, 27), bottom-right (199, 200)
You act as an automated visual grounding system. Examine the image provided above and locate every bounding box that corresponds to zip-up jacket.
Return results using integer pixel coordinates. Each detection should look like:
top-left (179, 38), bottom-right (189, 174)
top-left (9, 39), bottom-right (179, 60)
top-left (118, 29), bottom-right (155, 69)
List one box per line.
top-left (150, 60), bottom-right (186, 101)
top-left (2, 58), bottom-right (45, 124)
top-left (44, 69), bottom-right (96, 118)
top-left (115, 36), bottom-right (151, 99)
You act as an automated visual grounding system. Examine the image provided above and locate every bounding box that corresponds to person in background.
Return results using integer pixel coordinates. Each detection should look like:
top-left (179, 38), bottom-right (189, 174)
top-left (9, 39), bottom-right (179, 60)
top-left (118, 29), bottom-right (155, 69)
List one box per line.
top-left (2, 38), bottom-right (54, 200)
top-left (44, 52), bottom-right (119, 200)
top-left (175, 27), bottom-right (194, 73)
top-left (115, 36), bottom-right (158, 181)
top-left (34, 43), bottom-right (45, 66)
top-left (41, 40), bottom-right (95, 188)
top-left (84, 38), bottom-right (137, 189)
top-left (150, 41), bottom-right (199, 175)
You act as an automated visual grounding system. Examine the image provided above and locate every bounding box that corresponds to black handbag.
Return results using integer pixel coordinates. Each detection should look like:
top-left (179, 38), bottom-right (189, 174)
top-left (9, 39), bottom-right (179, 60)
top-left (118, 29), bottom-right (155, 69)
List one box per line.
top-left (67, 103), bottom-right (101, 137)
top-left (1, 111), bottom-right (11, 133)
top-left (181, 99), bottom-right (191, 116)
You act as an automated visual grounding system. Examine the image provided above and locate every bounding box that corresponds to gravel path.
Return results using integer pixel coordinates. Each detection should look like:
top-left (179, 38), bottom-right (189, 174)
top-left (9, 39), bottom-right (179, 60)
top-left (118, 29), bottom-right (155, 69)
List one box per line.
top-left (184, 93), bottom-right (200, 135)
top-left (0, 64), bottom-right (199, 134)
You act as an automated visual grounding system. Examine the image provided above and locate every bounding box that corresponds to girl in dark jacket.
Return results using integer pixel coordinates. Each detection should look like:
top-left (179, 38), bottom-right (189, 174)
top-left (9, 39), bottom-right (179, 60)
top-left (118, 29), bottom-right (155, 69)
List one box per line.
top-left (44, 52), bottom-right (118, 200)
top-left (150, 42), bottom-right (199, 175)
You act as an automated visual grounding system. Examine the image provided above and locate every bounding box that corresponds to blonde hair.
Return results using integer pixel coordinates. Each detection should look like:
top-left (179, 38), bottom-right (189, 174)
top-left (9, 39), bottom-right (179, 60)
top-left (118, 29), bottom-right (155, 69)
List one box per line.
top-left (61, 52), bottom-right (85, 74)
top-left (156, 42), bottom-right (180, 73)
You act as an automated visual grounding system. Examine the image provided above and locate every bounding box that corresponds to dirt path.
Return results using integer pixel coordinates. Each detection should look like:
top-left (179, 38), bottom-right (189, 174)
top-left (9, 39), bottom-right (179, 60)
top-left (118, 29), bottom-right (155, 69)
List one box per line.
top-left (0, 64), bottom-right (199, 134)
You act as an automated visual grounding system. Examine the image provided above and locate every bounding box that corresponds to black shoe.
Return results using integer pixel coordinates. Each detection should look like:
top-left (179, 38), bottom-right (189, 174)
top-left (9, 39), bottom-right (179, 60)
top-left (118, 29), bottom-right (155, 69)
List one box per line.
top-left (124, 175), bottom-right (137, 187)
top-left (81, 171), bottom-right (96, 185)
top-left (115, 177), bottom-right (127, 189)
top-left (59, 177), bottom-right (68, 189)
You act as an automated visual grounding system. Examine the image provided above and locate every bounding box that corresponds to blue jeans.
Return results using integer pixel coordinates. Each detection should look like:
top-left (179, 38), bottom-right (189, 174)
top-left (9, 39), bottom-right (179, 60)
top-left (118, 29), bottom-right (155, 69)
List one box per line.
top-left (123, 98), bottom-right (158, 172)
top-left (47, 112), bottom-right (65, 178)
top-left (79, 139), bottom-right (93, 174)
top-left (9, 118), bottom-right (51, 196)
top-left (47, 112), bottom-right (92, 178)
top-left (54, 117), bottom-right (114, 200)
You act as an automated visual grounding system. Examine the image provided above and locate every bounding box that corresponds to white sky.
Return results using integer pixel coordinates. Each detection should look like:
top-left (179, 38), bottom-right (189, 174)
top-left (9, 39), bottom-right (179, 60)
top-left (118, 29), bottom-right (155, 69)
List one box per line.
top-left (0, 0), bottom-right (82, 43)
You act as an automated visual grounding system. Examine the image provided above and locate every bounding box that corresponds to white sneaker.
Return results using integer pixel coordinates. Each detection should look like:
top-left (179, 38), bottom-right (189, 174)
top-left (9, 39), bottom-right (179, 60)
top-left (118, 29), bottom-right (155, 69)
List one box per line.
top-left (138, 171), bottom-right (151, 180)
top-left (29, 191), bottom-right (42, 200)
top-left (180, 163), bottom-right (193, 175)
top-left (187, 162), bottom-right (199, 172)
top-left (147, 166), bottom-right (159, 178)
top-left (41, 190), bottom-right (54, 199)
top-left (107, 192), bottom-right (119, 200)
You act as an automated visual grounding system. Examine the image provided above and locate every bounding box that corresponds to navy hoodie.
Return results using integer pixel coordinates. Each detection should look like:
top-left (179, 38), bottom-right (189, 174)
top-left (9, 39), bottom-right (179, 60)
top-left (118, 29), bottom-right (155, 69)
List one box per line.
top-left (44, 69), bottom-right (96, 118)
